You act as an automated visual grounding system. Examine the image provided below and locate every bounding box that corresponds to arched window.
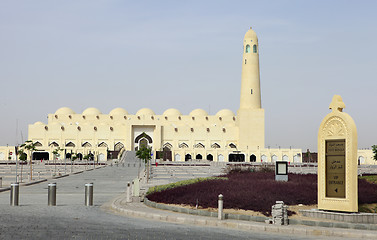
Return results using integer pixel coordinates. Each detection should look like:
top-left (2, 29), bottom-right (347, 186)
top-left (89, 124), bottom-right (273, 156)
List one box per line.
top-left (207, 154), bottom-right (213, 161)
top-left (179, 142), bottom-right (188, 148)
top-left (82, 142), bottom-right (92, 148)
top-left (196, 154), bottom-right (203, 160)
top-left (229, 143), bottom-right (237, 149)
top-left (185, 154), bottom-right (191, 161)
top-left (65, 142), bottom-right (75, 147)
top-left (194, 143), bottom-right (205, 148)
top-left (245, 44), bottom-right (250, 53)
top-left (253, 44), bottom-right (257, 53)
top-left (163, 142), bottom-right (173, 150)
top-left (98, 142), bottom-right (108, 148)
top-left (49, 141), bottom-right (59, 147)
top-left (114, 142), bottom-right (124, 151)
top-left (211, 143), bottom-right (220, 149)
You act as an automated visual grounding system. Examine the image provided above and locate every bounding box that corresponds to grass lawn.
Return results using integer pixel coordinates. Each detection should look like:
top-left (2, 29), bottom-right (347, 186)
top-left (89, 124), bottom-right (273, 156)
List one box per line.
top-left (146, 171), bottom-right (377, 216)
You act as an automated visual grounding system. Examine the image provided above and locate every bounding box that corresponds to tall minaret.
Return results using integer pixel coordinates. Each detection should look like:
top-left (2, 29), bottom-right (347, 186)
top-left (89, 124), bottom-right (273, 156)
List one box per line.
top-left (237, 27), bottom-right (265, 152)
top-left (240, 27), bottom-right (261, 109)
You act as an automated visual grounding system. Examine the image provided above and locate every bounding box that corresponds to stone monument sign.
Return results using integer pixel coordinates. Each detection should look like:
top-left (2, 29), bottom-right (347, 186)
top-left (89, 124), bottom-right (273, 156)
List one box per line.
top-left (318, 95), bottom-right (358, 212)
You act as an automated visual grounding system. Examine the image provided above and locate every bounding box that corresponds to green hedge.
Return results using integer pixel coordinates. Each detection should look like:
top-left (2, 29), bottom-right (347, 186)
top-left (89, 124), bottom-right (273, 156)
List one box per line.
top-left (147, 177), bottom-right (227, 195)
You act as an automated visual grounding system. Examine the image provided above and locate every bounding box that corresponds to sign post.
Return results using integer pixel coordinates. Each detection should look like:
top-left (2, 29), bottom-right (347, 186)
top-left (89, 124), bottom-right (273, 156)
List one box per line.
top-left (318, 95), bottom-right (358, 212)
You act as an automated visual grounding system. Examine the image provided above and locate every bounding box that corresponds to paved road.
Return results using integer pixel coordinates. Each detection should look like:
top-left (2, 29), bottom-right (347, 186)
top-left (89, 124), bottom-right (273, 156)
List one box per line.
top-left (0, 164), bottom-right (352, 239)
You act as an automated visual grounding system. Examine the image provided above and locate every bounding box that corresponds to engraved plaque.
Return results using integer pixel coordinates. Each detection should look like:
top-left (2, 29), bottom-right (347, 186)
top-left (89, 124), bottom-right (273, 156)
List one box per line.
top-left (325, 139), bottom-right (345, 198)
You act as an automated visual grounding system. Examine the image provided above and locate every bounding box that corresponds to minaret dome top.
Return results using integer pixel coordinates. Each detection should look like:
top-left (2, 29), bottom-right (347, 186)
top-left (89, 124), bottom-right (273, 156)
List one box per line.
top-left (244, 27), bottom-right (258, 40)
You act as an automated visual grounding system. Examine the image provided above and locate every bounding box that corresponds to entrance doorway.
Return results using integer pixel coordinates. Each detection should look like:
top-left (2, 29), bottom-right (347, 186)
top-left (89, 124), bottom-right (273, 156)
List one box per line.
top-left (229, 153), bottom-right (245, 162)
top-left (33, 152), bottom-right (49, 160)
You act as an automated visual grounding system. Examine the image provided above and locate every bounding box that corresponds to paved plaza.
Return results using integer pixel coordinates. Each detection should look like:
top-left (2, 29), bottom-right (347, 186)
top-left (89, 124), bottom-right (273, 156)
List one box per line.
top-left (0, 156), bottom-right (376, 239)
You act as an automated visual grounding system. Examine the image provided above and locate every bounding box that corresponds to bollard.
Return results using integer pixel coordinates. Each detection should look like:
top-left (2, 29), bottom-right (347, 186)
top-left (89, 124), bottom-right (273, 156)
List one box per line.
top-left (0, 177), bottom-right (2, 188)
top-left (85, 183), bottom-right (93, 206)
top-left (48, 182), bottom-right (57, 206)
top-left (10, 183), bottom-right (19, 206)
top-left (218, 194), bottom-right (223, 220)
top-left (126, 182), bottom-right (132, 203)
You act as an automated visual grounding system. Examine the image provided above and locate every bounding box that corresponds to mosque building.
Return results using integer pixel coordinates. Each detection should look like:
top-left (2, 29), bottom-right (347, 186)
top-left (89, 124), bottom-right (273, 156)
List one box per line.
top-left (1, 28), bottom-right (372, 163)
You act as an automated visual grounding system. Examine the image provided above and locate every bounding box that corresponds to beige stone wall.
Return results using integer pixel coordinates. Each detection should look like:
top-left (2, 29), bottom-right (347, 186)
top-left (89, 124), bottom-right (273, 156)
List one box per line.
top-left (1, 28), bottom-right (305, 163)
top-left (0, 146), bottom-right (17, 160)
top-left (357, 149), bottom-right (375, 165)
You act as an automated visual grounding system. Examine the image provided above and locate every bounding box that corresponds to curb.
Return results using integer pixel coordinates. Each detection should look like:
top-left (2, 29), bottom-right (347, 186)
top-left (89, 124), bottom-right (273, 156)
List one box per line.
top-left (144, 198), bottom-right (377, 231)
top-left (110, 195), bottom-right (377, 239)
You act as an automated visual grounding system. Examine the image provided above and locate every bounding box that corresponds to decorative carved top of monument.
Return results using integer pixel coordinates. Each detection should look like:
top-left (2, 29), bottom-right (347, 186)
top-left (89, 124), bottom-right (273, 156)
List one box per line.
top-left (329, 95), bottom-right (345, 112)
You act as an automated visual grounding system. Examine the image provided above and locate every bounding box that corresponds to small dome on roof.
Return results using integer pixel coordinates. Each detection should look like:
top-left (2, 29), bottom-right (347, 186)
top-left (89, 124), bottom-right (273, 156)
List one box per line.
top-left (136, 108), bottom-right (155, 116)
top-left (163, 108), bottom-right (181, 116)
top-left (109, 108), bottom-right (128, 116)
top-left (215, 109), bottom-right (235, 117)
top-left (55, 107), bottom-right (75, 115)
top-left (82, 107), bottom-right (102, 115)
top-left (189, 109), bottom-right (208, 117)
top-left (34, 121), bottom-right (45, 125)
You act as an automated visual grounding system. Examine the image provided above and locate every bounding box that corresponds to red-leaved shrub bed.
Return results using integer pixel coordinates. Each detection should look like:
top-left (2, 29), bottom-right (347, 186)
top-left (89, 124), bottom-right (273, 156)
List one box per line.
top-left (146, 171), bottom-right (377, 216)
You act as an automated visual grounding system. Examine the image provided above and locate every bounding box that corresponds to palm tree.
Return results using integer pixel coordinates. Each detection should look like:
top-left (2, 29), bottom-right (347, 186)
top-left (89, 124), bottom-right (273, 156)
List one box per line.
top-left (136, 145), bottom-right (152, 182)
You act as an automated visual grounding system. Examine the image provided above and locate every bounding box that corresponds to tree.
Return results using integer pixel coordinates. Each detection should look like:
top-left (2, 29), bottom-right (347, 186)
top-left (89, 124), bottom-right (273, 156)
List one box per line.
top-left (17, 149), bottom-right (27, 182)
top-left (52, 147), bottom-right (63, 175)
top-left (71, 153), bottom-right (78, 172)
top-left (52, 147), bottom-right (63, 160)
top-left (372, 145), bottom-right (377, 161)
top-left (136, 145), bottom-right (152, 182)
top-left (19, 140), bottom-right (37, 180)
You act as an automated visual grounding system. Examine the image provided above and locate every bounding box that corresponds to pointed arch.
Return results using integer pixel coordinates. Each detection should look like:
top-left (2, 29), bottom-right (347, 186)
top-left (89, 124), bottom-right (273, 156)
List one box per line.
top-left (207, 154), bottom-right (213, 161)
top-left (34, 141), bottom-right (43, 147)
top-left (229, 143), bottom-right (237, 149)
top-left (194, 143), bottom-right (205, 148)
top-left (98, 142), bottom-right (108, 148)
top-left (82, 142), bottom-right (92, 147)
top-left (211, 143), bottom-right (220, 149)
top-left (253, 44), bottom-right (257, 53)
top-left (179, 142), bottom-right (188, 148)
top-left (114, 142), bottom-right (124, 151)
top-left (245, 44), bottom-right (250, 53)
top-left (196, 154), bottom-right (203, 160)
top-left (185, 154), bottom-right (191, 161)
top-left (65, 141), bottom-right (75, 147)
top-left (163, 142), bottom-right (173, 150)
top-left (135, 132), bottom-right (153, 143)
top-left (49, 141), bottom-right (59, 147)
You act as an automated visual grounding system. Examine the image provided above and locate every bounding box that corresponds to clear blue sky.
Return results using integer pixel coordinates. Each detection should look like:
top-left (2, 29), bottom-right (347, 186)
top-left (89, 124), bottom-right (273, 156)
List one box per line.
top-left (0, 0), bottom-right (376, 151)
